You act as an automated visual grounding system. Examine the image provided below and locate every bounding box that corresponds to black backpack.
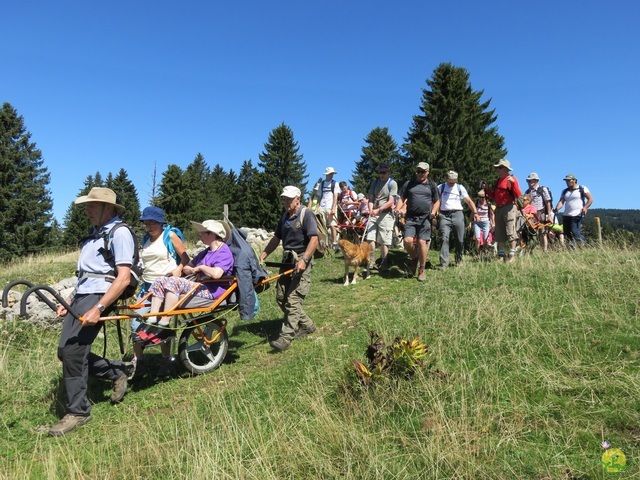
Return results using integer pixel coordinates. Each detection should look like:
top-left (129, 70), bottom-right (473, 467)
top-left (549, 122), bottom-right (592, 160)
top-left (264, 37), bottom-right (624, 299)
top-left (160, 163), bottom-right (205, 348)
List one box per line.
top-left (97, 222), bottom-right (143, 300)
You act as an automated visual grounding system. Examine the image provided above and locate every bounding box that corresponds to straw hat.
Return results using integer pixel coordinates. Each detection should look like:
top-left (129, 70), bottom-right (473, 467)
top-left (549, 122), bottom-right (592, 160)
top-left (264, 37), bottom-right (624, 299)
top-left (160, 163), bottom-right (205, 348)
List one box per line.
top-left (75, 187), bottom-right (125, 214)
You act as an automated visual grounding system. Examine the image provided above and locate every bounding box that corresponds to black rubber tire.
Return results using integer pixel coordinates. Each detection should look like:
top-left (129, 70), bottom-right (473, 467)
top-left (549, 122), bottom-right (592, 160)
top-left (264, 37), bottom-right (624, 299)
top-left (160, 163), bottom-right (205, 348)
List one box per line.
top-left (178, 320), bottom-right (228, 375)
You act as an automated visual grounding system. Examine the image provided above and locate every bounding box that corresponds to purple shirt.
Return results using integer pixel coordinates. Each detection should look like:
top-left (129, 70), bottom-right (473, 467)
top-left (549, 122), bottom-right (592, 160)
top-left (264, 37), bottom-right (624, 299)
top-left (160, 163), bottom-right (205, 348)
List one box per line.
top-left (191, 243), bottom-right (235, 299)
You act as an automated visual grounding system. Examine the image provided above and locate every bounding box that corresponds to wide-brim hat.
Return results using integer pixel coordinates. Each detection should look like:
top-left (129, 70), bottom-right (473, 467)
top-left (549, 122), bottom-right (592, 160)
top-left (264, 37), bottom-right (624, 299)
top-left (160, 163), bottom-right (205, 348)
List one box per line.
top-left (139, 206), bottom-right (166, 224)
top-left (75, 187), bottom-right (125, 214)
top-left (324, 167), bottom-right (337, 175)
top-left (526, 172), bottom-right (540, 181)
top-left (190, 220), bottom-right (231, 243)
top-left (493, 158), bottom-right (512, 171)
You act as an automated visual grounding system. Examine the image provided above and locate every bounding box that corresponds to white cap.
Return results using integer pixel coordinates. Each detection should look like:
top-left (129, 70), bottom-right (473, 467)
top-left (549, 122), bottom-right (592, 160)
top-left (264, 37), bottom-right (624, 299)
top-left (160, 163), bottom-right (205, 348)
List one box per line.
top-left (280, 185), bottom-right (301, 198)
top-left (324, 167), bottom-right (337, 175)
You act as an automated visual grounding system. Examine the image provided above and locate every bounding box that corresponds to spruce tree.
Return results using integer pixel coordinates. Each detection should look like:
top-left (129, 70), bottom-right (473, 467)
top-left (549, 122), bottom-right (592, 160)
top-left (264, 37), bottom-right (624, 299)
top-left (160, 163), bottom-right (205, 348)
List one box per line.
top-left (0, 103), bottom-right (54, 260)
top-left (234, 159), bottom-right (262, 227)
top-left (157, 164), bottom-right (189, 233)
top-left (257, 123), bottom-right (308, 230)
top-left (107, 168), bottom-right (141, 230)
top-left (403, 63), bottom-right (507, 189)
top-left (352, 127), bottom-right (402, 194)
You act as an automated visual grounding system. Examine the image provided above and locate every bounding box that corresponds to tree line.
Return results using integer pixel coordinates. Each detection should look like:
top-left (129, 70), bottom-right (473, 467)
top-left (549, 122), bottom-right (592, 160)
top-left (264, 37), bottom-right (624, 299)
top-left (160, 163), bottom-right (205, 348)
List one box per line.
top-left (3, 62), bottom-right (631, 262)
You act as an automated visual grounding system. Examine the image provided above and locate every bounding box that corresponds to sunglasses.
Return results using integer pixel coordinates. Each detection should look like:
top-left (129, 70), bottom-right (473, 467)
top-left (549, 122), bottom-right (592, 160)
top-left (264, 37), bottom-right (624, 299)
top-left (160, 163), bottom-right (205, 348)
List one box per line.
top-left (378, 171), bottom-right (389, 175)
top-left (416, 169), bottom-right (426, 174)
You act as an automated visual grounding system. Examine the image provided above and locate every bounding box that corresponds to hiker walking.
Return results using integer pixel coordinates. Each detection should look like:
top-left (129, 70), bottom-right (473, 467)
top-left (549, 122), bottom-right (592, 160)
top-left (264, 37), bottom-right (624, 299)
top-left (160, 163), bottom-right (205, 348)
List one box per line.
top-left (554, 173), bottom-right (593, 249)
top-left (395, 162), bottom-right (440, 281)
top-left (524, 173), bottom-right (553, 252)
top-left (483, 159), bottom-right (523, 262)
top-left (365, 162), bottom-right (398, 273)
top-left (308, 167), bottom-right (340, 251)
top-left (261, 186), bottom-right (319, 351)
top-left (437, 171), bottom-right (478, 269)
top-left (48, 188), bottom-right (135, 436)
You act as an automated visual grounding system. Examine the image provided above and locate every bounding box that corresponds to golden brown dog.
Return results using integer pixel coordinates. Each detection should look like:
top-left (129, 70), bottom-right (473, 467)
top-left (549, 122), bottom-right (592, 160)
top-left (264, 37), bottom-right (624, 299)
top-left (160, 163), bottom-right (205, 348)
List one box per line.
top-left (338, 239), bottom-right (371, 286)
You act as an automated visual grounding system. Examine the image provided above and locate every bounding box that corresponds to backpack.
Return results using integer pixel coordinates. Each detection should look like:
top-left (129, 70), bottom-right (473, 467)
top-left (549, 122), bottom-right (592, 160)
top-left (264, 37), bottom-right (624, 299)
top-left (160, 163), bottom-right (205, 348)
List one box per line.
top-left (97, 222), bottom-right (143, 300)
top-left (142, 225), bottom-right (184, 264)
top-left (438, 183), bottom-right (463, 198)
top-left (532, 185), bottom-right (553, 208)
top-left (560, 185), bottom-right (587, 205)
top-left (373, 177), bottom-right (398, 206)
top-left (298, 206), bottom-right (326, 258)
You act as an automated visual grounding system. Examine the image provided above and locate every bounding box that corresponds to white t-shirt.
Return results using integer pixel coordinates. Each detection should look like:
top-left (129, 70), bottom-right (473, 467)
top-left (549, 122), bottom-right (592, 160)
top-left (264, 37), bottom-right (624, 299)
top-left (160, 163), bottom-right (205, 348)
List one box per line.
top-left (314, 178), bottom-right (340, 209)
top-left (563, 185), bottom-right (590, 216)
top-left (141, 235), bottom-right (178, 283)
top-left (438, 183), bottom-right (469, 212)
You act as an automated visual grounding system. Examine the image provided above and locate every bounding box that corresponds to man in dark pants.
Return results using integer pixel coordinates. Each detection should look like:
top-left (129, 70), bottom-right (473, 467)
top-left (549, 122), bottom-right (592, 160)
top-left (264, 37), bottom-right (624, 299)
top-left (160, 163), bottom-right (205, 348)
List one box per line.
top-left (260, 186), bottom-right (319, 351)
top-left (48, 187), bottom-right (134, 437)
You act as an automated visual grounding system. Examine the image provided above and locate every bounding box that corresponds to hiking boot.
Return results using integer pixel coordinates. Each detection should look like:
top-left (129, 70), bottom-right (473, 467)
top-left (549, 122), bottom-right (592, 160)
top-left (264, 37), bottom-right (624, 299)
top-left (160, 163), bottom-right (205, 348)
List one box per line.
top-left (157, 356), bottom-right (176, 378)
top-left (294, 324), bottom-right (317, 340)
top-left (48, 414), bottom-right (92, 437)
top-left (270, 337), bottom-right (291, 351)
top-left (110, 372), bottom-right (128, 403)
top-left (417, 269), bottom-right (426, 282)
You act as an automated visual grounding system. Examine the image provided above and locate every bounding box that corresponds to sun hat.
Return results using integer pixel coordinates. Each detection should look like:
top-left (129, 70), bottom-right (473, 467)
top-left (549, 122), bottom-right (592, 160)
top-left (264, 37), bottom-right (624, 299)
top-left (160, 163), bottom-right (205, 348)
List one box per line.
top-left (526, 172), bottom-right (540, 181)
top-left (190, 220), bottom-right (231, 242)
top-left (75, 187), bottom-right (125, 214)
top-left (477, 189), bottom-right (486, 197)
top-left (357, 193), bottom-right (365, 201)
top-left (139, 206), bottom-right (166, 224)
top-left (493, 158), bottom-right (512, 170)
top-left (446, 170), bottom-right (458, 180)
top-left (324, 167), bottom-right (337, 175)
top-left (280, 185), bottom-right (301, 198)
top-left (563, 174), bottom-right (577, 181)
top-left (416, 162), bottom-right (430, 171)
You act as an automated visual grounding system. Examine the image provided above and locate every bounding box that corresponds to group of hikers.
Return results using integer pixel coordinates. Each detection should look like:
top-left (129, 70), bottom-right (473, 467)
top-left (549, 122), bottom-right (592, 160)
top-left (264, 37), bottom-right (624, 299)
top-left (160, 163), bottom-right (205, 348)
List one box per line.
top-left (46, 157), bottom-right (592, 437)
top-left (308, 160), bottom-right (593, 282)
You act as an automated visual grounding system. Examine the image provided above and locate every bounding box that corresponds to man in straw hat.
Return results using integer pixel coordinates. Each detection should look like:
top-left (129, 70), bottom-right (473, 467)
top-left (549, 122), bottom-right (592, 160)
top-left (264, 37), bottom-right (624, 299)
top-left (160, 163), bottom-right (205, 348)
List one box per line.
top-left (261, 186), bottom-right (318, 351)
top-left (48, 187), bottom-right (135, 436)
top-left (483, 159), bottom-right (522, 262)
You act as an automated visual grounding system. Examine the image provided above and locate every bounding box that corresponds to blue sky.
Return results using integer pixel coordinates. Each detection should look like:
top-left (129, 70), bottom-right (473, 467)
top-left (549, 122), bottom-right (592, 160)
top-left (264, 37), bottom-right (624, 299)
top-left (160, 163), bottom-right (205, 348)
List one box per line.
top-left (3, 0), bottom-right (639, 222)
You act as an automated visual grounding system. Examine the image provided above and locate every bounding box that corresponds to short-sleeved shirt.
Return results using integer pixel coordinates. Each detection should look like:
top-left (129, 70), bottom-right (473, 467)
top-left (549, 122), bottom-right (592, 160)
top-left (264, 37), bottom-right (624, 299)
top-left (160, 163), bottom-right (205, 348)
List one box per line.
top-left (399, 179), bottom-right (439, 217)
top-left (562, 185), bottom-right (590, 216)
top-left (190, 243), bottom-right (235, 298)
top-left (368, 178), bottom-right (398, 209)
top-left (275, 206), bottom-right (319, 253)
top-left (438, 183), bottom-right (469, 211)
top-left (76, 216), bottom-right (135, 295)
top-left (313, 179), bottom-right (340, 209)
top-left (526, 185), bottom-right (551, 211)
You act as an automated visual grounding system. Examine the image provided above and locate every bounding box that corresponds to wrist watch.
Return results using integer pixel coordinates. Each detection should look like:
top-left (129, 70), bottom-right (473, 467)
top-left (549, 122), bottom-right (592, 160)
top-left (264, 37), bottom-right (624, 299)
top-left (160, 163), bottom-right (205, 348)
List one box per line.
top-left (302, 257), bottom-right (310, 265)
top-left (96, 303), bottom-right (106, 313)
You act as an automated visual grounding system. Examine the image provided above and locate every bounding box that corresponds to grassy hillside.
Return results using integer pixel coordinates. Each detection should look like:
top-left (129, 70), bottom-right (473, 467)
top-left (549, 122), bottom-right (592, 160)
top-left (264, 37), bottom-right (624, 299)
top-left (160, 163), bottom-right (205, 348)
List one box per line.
top-left (1, 245), bottom-right (639, 479)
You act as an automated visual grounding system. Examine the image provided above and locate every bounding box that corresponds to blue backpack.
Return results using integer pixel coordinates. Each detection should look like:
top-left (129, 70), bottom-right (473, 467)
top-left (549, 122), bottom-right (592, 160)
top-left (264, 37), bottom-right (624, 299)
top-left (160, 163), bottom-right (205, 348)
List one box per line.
top-left (142, 225), bottom-right (184, 264)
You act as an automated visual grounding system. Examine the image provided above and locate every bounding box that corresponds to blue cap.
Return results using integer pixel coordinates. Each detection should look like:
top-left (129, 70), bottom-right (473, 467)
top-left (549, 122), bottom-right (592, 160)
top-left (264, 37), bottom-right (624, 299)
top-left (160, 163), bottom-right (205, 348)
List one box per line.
top-left (139, 206), bottom-right (166, 224)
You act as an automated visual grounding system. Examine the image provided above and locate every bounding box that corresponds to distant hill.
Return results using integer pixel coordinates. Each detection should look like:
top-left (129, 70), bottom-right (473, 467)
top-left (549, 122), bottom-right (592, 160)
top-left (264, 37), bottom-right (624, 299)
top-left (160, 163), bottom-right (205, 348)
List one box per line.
top-left (589, 209), bottom-right (640, 232)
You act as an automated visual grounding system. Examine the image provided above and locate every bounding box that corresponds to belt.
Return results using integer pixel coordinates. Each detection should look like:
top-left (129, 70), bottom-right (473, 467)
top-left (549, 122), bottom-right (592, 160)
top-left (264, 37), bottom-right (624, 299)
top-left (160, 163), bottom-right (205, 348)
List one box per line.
top-left (440, 210), bottom-right (462, 214)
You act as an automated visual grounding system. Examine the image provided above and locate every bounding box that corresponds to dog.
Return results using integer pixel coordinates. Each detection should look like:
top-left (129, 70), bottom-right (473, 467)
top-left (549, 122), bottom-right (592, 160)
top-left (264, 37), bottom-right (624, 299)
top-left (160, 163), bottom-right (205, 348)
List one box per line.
top-left (338, 239), bottom-right (371, 286)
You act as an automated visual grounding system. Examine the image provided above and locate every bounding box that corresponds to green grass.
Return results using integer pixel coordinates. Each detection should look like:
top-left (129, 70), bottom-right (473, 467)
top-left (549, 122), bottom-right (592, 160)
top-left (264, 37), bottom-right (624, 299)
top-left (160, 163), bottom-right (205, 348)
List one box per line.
top-left (1, 245), bottom-right (639, 479)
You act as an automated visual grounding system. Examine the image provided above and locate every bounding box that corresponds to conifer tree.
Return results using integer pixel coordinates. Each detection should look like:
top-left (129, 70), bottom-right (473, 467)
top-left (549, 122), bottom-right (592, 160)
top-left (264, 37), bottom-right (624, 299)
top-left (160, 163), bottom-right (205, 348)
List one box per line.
top-left (257, 123), bottom-right (308, 230)
top-left (107, 168), bottom-right (141, 230)
top-left (0, 103), bottom-right (54, 260)
top-left (352, 127), bottom-right (402, 194)
top-left (403, 63), bottom-right (507, 188)
top-left (157, 164), bottom-right (189, 232)
top-left (234, 159), bottom-right (261, 227)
